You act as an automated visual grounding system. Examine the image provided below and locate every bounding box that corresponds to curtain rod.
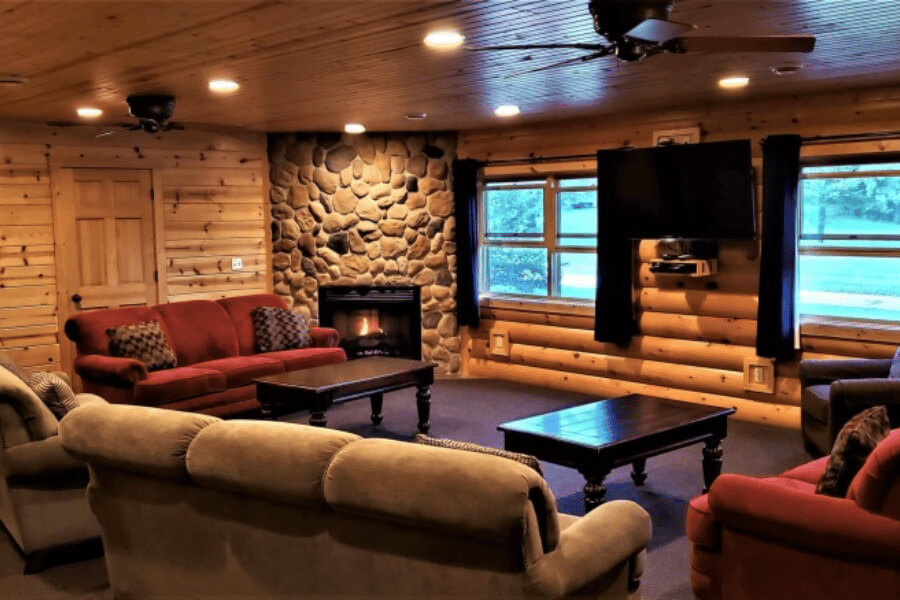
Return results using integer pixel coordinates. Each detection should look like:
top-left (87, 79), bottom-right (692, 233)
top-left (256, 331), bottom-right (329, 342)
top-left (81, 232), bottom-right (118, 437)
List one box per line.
top-left (483, 131), bottom-right (900, 167)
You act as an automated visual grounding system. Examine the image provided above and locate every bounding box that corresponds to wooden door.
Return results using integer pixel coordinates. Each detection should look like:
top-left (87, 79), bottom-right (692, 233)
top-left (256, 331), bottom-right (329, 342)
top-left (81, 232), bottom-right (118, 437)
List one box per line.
top-left (55, 167), bottom-right (159, 323)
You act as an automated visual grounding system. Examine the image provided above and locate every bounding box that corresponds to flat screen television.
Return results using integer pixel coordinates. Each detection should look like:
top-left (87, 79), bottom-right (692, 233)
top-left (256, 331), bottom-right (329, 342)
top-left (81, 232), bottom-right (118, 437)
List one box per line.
top-left (597, 139), bottom-right (756, 240)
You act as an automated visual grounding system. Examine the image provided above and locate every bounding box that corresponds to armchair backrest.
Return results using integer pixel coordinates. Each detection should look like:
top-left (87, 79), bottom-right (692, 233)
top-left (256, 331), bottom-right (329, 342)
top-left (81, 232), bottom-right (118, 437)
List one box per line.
top-left (849, 429), bottom-right (900, 520)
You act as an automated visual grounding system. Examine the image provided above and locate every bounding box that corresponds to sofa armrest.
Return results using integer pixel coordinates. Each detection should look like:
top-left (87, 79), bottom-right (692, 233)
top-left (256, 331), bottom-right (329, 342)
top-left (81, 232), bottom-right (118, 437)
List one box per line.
top-left (3, 435), bottom-right (87, 485)
top-left (709, 474), bottom-right (900, 568)
top-left (830, 378), bottom-right (900, 412)
top-left (72, 393), bottom-right (108, 409)
top-left (310, 327), bottom-right (340, 348)
top-left (524, 500), bottom-right (651, 598)
top-left (800, 358), bottom-right (891, 388)
top-left (74, 355), bottom-right (148, 386)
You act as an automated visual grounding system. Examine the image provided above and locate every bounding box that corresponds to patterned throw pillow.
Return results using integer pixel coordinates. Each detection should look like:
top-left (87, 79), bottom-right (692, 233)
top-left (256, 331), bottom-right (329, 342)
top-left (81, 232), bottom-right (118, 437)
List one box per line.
top-left (816, 406), bottom-right (890, 497)
top-left (106, 321), bottom-right (177, 372)
top-left (889, 346), bottom-right (900, 379)
top-left (251, 306), bottom-right (312, 353)
top-left (414, 434), bottom-right (544, 476)
top-left (27, 371), bottom-right (78, 420)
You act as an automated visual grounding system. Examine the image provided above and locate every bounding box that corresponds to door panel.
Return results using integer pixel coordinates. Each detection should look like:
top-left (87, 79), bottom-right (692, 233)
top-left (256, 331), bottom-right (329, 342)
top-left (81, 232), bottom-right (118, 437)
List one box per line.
top-left (59, 168), bottom-right (158, 314)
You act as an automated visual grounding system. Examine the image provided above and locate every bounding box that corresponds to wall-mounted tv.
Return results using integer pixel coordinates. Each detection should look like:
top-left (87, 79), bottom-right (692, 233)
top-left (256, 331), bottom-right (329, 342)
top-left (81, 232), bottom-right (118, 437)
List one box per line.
top-left (597, 139), bottom-right (756, 240)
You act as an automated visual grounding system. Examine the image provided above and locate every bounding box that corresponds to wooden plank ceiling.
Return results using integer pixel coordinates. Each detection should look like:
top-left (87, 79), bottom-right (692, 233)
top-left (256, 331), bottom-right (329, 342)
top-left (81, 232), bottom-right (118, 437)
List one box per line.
top-left (0, 0), bottom-right (898, 132)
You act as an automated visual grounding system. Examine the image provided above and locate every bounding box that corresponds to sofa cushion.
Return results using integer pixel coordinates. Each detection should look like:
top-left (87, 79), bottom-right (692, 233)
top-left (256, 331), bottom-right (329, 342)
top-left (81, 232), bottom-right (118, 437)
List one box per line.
top-left (260, 347), bottom-right (346, 371)
top-left (132, 367), bottom-right (227, 406)
top-left (801, 384), bottom-right (831, 423)
top-left (816, 406), bottom-right (890, 497)
top-left (153, 301), bottom-right (239, 366)
top-left (686, 493), bottom-right (720, 550)
top-left (192, 356), bottom-right (285, 388)
top-left (781, 456), bottom-right (829, 484)
top-left (414, 434), bottom-right (543, 476)
top-left (251, 306), bottom-right (312, 352)
top-left (64, 306), bottom-right (164, 356)
top-left (848, 428), bottom-right (900, 518)
top-left (187, 420), bottom-right (360, 506)
top-left (106, 320), bottom-right (178, 371)
top-left (217, 294), bottom-right (288, 356)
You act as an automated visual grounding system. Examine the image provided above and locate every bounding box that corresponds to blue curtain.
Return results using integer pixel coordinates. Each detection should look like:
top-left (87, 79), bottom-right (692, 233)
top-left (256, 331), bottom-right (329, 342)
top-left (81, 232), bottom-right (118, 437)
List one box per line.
top-left (756, 134), bottom-right (802, 359)
top-left (594, 150), bottom-right (636, 344)
top-left (452, 159), bottom-right (483, 327)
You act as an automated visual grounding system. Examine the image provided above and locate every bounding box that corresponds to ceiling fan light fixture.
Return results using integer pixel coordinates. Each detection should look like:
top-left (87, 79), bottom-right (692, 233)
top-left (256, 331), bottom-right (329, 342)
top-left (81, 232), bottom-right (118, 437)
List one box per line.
top-left (344, 123), bottom-right (366, 134)
top-left (209, 79), bottom-right (240, 93)
top-left (424, 30), bottom-right (465, 49)
top-left (494, 104), bottom-right (520, 118)
top-left (76, 107), bottom-right (103, 118)
top-left (718, 76), bottom-right (750, 89)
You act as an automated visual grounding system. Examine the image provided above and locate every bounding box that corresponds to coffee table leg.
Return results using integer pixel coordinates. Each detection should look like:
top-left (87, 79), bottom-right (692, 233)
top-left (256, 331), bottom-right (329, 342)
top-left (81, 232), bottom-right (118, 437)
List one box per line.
top-left (416, 384), bottom-right (431, 434)
top-left (309, 411), bottom-right (327, 427)
top-left (370, 393), bottom-right (384, 426)
top-left (702, 438), bottom-right (724, 493)
top-left (579, 467), bottom-right (610, 512)
top-left (631, 458), bottom-right (648, 486)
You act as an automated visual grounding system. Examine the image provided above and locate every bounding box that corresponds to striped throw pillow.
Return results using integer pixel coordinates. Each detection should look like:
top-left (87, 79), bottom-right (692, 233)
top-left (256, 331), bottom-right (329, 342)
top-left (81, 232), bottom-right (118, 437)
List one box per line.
top-left (414, 434), bottom-right (543, 476)
top-left (27, 371), bottom-right (78, 420)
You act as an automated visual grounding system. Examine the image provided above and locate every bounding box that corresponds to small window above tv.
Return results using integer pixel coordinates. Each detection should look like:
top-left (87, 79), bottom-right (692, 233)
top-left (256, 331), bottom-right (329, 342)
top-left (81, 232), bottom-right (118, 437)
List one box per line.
top-left (597, 139), bottom-right (756, 240)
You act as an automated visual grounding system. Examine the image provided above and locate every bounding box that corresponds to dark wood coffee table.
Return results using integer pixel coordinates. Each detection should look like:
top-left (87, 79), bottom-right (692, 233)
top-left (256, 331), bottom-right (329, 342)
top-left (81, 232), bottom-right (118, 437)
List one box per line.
top-left (255, 357), bottom-right (435, 431)
top-left (498, 394), bottom-right (735, 512)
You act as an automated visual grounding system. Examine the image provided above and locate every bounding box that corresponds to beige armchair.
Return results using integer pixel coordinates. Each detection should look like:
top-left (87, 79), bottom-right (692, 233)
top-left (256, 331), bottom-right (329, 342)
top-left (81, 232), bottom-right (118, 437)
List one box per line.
top-left (0, 365), bottom-right (105, 572)
top-left (61, 402), bottom-right (653, 599)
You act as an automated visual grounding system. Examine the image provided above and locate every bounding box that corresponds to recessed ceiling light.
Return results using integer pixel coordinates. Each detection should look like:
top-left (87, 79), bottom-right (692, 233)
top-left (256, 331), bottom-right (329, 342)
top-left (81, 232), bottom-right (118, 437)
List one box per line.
top-left (772, 63), bottom-right (803, 75)
top-left (208, 79), bottom-right (240, 93)
top-left (718, 76), bottom-right (750, 89)
top-left (424, 30), bottom-right (465, 49)
top-left (76, 107), bottom-right (103, 118)
top-left (405, 112), bottom-right (428, 121)
top-left (494, 104), bottom-right (520, 117)
top-left (344, 123), bottom-right (366, 134)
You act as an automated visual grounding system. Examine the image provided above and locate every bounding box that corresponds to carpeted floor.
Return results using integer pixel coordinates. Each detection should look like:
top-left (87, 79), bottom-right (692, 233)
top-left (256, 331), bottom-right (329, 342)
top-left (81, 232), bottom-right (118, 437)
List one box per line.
top-left (0, 378), bottom-right (809, 599)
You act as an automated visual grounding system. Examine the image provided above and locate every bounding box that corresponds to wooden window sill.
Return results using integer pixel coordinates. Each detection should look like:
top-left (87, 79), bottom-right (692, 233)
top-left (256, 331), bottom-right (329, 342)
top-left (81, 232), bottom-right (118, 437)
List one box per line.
top-left (479, 295), bottom-right (594, 317)
top-left (800, 316), bottom-right (900, 346)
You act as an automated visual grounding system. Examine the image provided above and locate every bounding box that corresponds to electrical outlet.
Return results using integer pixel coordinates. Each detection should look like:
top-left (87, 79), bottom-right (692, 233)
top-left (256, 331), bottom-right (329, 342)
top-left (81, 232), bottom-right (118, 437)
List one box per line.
top-left (231, 257), bottom-right (243, 271)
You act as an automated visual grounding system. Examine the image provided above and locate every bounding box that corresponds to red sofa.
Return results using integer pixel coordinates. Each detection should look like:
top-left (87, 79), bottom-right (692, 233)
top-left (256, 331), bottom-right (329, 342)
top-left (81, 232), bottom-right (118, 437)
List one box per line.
top-left (64, 294), bottom-right (346, 417)
top-left (687, 429), bottom-right (900, 600)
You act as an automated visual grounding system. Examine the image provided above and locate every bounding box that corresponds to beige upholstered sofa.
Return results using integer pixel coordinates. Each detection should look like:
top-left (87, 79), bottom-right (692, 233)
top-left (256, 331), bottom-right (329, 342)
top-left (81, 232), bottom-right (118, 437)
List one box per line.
top-left (0, 365), bottom-right (105, 572)
top-left (60, 403), bottom-right (653, 599)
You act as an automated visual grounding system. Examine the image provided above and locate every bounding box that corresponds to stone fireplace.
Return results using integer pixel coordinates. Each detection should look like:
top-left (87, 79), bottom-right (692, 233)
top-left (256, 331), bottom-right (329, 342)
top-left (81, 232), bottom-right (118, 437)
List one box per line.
top-left (319, 285), bottom-right (421, 360)
top-left (268, 132), bottom-right (460, 373)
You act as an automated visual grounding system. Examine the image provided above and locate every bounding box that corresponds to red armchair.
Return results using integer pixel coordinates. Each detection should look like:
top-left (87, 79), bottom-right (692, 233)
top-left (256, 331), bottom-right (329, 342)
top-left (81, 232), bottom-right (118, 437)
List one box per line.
top-left (687, 429), bottom-right (900, 600)
top-left (64, 294), bottom-right (346, 417)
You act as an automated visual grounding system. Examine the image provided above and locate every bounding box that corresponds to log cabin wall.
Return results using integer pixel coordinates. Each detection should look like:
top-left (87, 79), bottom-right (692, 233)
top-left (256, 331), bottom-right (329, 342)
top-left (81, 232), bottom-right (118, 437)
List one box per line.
top-left (0, 121), bottom-right (269, 375)
top-left (458, 85), bottom-right (900, 428)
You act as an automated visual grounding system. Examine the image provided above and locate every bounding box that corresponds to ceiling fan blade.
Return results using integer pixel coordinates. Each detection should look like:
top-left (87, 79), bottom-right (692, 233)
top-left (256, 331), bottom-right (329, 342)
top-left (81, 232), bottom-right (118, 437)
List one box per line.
top-left (504, 48), bottom-right (612, 79)
top-left (673, 35), bottom-right (816, 53)
top-left (95, 130), bottom-right (118, 138)
top-left (164, 122), bottom-right (185, 131)
top-left (466, 42), bottom-right (608, 51)
top-left (626, 18), bottom-right (695, 43)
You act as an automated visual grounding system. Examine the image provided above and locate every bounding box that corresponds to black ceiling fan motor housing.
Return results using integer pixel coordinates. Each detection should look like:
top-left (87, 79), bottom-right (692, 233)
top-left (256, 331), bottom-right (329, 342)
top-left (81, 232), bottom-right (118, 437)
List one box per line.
top-left (589, 0), bottom-right (673, 41)
top-left (126, 94), bottom-right (176, 131)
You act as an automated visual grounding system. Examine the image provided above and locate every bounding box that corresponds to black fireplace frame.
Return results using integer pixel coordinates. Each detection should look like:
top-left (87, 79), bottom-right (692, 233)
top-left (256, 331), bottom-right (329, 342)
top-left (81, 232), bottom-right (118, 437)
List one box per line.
top-left (318, 285), bottom-right (422, 361)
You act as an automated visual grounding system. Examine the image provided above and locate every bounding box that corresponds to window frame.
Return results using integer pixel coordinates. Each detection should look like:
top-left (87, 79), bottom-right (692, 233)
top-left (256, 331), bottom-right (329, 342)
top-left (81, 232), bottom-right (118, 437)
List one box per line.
top-left (796, 156), bottom-right (900, 328)
top-left (479, 175), bottom-right (597, 302)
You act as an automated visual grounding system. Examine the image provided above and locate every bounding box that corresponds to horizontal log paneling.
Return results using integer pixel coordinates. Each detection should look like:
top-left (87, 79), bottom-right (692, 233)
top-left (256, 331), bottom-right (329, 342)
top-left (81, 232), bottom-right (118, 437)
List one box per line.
top-left (468, 359), bottom-right (801, 428)
top-left (0, 120), bottom-right (268, 376)
top-left (461, 89), bottom-right (900, 427)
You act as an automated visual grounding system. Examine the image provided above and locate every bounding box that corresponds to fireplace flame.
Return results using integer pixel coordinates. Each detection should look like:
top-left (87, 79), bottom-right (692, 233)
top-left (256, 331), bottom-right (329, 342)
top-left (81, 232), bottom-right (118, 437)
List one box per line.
top-left (360, 317), bottom-right (371, 336)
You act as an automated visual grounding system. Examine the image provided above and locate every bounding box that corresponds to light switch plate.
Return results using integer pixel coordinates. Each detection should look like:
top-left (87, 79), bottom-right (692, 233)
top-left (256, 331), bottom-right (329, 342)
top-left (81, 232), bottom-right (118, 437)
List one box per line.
top-left (743, 356), bottom-right (775, 394)
top-left (490, 330), bottom-right (510, 357)
top-left (231, 257), bottom-right (243, 271)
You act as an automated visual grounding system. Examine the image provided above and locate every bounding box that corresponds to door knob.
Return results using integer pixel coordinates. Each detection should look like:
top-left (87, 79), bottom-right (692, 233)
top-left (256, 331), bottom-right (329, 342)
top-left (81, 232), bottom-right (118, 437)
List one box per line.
top-left (71, 294), bottom-right (82, 303)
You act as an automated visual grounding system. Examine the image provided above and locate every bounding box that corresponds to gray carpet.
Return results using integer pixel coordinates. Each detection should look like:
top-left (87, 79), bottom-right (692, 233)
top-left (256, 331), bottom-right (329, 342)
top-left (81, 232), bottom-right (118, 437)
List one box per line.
top-left (0, 378), bottom-right (809, 599)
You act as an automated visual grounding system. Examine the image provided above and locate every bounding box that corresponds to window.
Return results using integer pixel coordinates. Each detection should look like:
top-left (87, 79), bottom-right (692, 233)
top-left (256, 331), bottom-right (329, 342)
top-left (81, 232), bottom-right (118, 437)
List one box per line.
top-left (797, 161), bottom-right (900, 323)
top-left (481, 176), bottom-right (597, 300)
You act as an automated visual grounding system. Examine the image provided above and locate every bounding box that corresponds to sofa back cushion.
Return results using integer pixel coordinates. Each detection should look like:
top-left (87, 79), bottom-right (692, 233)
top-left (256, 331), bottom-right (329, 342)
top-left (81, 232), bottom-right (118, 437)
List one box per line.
top-left (153, 301), bottom-right (239, 366)
top-left (217, 294), bottom-right (289, 356)
top-left (186, 420), bottom-right (360, 506)
top-left (849, 428), bottom-right (900, 519)
top-left (65, 306), bottom-right (164, 356)
top-left (323, 438), bottom-right (560, 552)
top-left (60, 403), bottom-right (218, 482)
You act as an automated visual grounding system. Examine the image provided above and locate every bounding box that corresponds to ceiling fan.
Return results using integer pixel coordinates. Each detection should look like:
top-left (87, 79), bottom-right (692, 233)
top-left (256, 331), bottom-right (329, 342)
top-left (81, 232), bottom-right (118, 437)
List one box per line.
top-left (48, 94), bottom-right (185, 137)
top-left (466, 0), bottom-right (815, 75)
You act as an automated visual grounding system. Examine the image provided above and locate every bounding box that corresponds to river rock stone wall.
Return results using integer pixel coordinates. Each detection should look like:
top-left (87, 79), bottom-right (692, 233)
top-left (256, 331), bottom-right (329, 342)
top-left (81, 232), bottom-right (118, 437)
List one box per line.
top-left (267, 132), bottom-right (460, 373)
